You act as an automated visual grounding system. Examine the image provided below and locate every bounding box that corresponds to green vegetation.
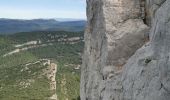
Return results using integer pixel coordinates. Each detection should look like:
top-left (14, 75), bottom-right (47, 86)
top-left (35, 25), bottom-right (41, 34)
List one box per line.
top-left (0, 31), bottom-right (84, 100)
top-left (0, 51), bottom-right (52, 100)
top-left (145, 58), bottom-right (152, 64)
top-left (0, 36), bottom-right (14, 56)
top-left (9, 31), bottom-right (83, 44)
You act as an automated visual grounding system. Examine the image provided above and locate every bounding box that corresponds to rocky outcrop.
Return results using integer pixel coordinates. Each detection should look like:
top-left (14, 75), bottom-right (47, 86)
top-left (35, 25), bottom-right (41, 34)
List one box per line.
top-left (45, 61), bottom-right (58, 100)
top-left (81, 0), bottom-right (170, 100)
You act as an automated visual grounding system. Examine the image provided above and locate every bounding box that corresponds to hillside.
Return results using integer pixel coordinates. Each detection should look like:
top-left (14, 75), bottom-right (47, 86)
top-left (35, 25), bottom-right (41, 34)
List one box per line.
top-left (0, 19), bottom-right (86, 34)
top-left (0, 31), bottom-right (83, 100)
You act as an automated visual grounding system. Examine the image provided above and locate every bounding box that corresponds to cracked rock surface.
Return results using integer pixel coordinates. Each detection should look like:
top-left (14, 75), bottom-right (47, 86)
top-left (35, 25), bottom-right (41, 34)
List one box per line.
top-left (81, 0), bottom-right (170, 100)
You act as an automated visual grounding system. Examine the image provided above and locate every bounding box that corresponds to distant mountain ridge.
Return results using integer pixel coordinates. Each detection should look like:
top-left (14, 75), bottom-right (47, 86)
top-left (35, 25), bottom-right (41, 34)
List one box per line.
top-left (0, 18), bottom-right (86, 34)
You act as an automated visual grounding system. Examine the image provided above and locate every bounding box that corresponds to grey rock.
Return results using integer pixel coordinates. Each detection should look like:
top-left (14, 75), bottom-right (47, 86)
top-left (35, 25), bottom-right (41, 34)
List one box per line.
top-left (81, 0), bottom-right (170, 100)
top-left (122, 0), bottom-right (170, 100)
top-left (145, 0), bottom-right (166, 25)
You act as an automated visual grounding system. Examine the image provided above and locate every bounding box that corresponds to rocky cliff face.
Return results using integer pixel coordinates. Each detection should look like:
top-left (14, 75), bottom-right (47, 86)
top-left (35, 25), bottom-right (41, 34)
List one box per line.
top-left (81, 0), bottom-right (170, 100)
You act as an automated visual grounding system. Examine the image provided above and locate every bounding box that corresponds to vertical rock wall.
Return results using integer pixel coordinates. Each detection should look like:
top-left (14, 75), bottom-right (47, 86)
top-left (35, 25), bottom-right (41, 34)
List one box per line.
top-left (122, 0), bottom-right (170, 100)
top-left (81, 0), bottom-right (170, 100)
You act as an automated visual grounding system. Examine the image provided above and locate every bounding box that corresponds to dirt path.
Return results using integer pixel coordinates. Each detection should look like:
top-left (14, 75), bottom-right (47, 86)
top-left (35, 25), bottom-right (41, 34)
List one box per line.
top-left (44, 60), bottom-right (58, 100)
top-left (21, 59), bottom-right (58, 100)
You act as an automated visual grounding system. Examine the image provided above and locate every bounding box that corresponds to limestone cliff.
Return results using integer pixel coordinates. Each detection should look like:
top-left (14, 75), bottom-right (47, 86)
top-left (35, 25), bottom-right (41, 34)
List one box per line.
top-left (81, 0), bottom-right (170, 100)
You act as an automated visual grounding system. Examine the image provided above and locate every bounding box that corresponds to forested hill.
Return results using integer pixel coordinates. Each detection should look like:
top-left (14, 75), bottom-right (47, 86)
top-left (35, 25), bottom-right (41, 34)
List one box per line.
top-left (0, 18), bottom-right (86, 34)
top-left (0, 31), bottom-right (83, 100)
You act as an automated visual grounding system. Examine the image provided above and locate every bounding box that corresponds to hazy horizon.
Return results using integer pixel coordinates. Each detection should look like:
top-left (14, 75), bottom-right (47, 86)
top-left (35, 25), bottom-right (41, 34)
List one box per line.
top-left (0, 0), bottom-right (86, 19)
top-left (0, 18), bottom-right (86, 20)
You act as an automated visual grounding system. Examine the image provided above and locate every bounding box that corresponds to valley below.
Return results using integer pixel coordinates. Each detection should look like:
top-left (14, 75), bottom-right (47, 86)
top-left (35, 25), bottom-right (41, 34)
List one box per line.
top-left (0, 31), bottom-right (83, 100)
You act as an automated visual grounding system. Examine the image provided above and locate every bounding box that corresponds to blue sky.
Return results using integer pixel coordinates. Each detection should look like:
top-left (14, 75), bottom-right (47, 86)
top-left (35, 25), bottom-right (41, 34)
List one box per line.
top-left (0, 0), bottom-right (86, 19)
